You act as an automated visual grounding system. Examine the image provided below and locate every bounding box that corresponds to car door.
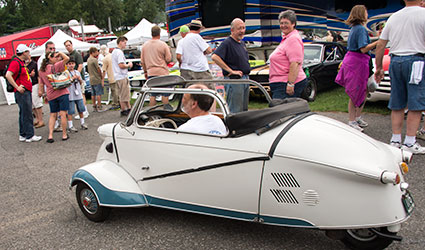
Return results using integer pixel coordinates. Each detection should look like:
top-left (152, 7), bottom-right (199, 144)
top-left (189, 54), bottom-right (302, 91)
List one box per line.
top-left (113, 113), bottom-right (268, 222)
top-left (321, 44), bottom-right (341, 88)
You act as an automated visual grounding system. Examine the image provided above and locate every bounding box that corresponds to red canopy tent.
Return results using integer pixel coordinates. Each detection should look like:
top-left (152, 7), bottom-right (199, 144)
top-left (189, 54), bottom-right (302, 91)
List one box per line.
top-left (0, 26), bottom-right (53, 71)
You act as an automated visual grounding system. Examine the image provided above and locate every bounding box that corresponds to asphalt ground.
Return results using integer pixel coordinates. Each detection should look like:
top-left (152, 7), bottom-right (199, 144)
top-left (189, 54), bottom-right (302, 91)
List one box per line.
top-left (0, 103), bottom-right (424, 249)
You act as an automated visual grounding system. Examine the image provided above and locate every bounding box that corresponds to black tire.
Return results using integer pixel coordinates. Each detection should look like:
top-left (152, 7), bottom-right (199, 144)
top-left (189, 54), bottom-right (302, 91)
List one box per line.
top-left (76, 183), bottom-right (111, 222)
top-left (301, 77), bottom-right (318, 102)
top-left (341, 228), bottom-right (395, 250)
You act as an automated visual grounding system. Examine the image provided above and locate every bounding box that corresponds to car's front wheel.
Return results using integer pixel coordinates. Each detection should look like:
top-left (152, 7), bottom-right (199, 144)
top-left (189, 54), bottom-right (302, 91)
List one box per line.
top-left (76, 183), bottom-right (110, 222)
top-left (301, 77), bottom-right (317, 102)
top-left (341, 227), bottom-right (396, 250)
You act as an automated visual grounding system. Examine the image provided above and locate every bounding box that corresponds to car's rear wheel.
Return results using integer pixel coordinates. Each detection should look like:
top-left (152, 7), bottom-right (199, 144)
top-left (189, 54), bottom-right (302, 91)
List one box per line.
top-left (341, 227), bottom-right (396, 250)
top-left (76, 183), bottom-right (110, 222)
top-left (301, 77), bottom-right (317, 102)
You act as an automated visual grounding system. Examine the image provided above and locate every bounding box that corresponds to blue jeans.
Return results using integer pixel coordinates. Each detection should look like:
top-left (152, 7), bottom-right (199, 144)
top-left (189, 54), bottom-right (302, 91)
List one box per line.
top-left (388, 55), bottom-right (425, 111)
top-left (224, 75), bottom-right (249, 113)
top-left (15, 90), bottom-right (34, 139)
top-left (269, 78), bottom-right (308, 99)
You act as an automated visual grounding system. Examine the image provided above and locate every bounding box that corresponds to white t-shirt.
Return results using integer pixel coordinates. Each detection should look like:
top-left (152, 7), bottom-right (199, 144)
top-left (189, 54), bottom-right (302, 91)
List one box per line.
top-left (380, 6), bottom-right (425, 56)
top-left (177, 114), bottom-right (227, 135)
top-left (111, 48), bottom-right (128, 81)
top-left (37, 54), bottom-right (45, 70)
top-left (176, 33), bottom-right (210, 72)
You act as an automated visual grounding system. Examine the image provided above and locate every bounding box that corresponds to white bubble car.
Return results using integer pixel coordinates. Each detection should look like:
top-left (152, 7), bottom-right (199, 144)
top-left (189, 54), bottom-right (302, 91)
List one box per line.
top-left (71, 76), bottom-right (414, 250)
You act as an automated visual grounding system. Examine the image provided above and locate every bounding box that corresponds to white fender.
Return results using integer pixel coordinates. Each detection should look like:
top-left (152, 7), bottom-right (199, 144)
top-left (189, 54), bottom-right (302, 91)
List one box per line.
top-left (70, 160), bottom-right (147, 207)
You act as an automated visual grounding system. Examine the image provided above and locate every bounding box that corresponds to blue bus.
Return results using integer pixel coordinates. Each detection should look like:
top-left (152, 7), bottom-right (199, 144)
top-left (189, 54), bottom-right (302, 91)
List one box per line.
top-left (166, 0), bottom-right (404, 44)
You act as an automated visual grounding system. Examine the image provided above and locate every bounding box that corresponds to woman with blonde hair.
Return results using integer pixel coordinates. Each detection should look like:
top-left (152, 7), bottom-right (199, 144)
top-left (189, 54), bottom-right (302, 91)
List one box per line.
top-left (335, 5), bottom-right (377, 132)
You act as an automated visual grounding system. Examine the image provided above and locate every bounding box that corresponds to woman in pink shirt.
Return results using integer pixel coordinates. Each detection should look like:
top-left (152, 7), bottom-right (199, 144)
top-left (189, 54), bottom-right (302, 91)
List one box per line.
top-left (269, 10), bottom-right (307, 99)
top-left (38, 51), bottom-right (70, 143)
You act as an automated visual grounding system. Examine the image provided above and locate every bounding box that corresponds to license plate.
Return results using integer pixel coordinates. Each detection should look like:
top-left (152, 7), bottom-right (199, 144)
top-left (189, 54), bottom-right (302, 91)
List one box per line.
top-left (402, 191), bottom-right (415, 215)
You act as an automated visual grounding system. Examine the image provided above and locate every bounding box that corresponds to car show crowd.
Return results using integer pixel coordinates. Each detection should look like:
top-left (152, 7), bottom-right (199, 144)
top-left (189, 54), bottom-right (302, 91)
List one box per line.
top-left (4, 0), bottom-right (425, 154)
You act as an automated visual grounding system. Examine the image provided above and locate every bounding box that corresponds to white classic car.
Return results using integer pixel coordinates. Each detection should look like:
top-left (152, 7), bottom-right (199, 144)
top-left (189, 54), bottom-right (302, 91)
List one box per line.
top-left (71, 76), bottom-right (414, 250)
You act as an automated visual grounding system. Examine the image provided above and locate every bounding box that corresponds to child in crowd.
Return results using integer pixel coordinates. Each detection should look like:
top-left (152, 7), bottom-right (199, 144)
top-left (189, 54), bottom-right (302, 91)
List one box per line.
top-left (66, 57), bottom-right (88, 132)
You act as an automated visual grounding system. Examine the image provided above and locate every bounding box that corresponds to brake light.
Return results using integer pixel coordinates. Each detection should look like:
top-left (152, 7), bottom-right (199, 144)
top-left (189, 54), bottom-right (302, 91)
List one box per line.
top-left (381, 171), bottom-right (401, 185)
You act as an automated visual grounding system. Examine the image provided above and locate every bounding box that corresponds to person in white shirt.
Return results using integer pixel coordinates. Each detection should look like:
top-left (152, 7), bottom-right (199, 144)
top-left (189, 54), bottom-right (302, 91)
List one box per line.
top-left (175, 25), bottom-right (189, 66)
top-left (176, 20), bottom-right (213, 80)
top-left (111, 36), bottom-right (133, 116)
top-left (178, 84), bottom-right (226, 135)
top-left (375, 0), bottom-right (425, 154)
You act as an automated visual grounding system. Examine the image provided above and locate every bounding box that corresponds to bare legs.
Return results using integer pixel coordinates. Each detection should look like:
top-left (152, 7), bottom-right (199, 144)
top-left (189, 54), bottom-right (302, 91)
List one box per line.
top-left (48, 111), bottom-right (68, 140)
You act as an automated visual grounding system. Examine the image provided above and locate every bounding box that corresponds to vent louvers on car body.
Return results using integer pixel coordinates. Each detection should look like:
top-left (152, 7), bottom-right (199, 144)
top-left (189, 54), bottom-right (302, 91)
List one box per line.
top-left (271, 173), bottom-right (300, 188)
top-left (270, 189), bottom-right (299, 204)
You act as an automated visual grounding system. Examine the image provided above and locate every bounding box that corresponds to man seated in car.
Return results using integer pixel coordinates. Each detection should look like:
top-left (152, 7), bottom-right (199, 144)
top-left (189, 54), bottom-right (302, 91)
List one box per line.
top-left (178, 83), bottom-right (227, 135)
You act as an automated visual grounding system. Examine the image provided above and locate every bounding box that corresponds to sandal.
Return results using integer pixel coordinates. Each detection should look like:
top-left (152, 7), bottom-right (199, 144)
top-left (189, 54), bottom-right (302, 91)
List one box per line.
top-left (62, 135), bottom-right (69, 141)
top-left (46, 138), bottom-right (54, 143)
top-left (35, 122), bottom-right (45, 128)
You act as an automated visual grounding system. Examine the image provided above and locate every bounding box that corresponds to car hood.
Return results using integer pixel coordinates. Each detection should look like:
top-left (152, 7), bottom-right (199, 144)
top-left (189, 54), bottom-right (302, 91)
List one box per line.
top-left (98, 123), bottom-right (117, 138)
top-left (249, 60), bottom-right (320, 75)
top-left (303, 61), bottom-right (321, 68)
top-left (272, 114), bottom-right (403, 178)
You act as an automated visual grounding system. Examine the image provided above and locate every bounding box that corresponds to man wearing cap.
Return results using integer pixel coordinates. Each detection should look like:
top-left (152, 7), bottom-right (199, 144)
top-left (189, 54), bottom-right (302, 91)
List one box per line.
top-left (212, 18), bottom-right (251, 113)
top-left (176, 20), bottom-right (213, 81)
top-left (176, 25), bottom-right (189, 66)
top-left (5, 44), bottom-right (42, 142)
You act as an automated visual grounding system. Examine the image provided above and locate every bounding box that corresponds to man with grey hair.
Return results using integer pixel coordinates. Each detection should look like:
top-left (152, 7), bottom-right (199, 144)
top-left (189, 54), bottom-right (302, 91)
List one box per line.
top-left (375, 0), bottom-right (425, 154)
top-left (212, 18), bottom-right (251, 113)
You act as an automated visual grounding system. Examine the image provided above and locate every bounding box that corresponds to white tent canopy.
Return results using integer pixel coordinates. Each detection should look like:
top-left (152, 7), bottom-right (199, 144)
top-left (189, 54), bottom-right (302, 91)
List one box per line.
top-left (31, 29), bottom-right (100, 57)
top-left (107, 18), bottom-right (168, 48)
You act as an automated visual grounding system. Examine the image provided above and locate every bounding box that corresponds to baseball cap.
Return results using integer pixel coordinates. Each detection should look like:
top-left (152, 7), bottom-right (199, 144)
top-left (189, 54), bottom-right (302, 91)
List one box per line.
top-left (189, 20), bottom-right (203, 29)
top-left (16, 44), bottom-right (31, 53)
top-left (179, 25), bottom-right (189, 33)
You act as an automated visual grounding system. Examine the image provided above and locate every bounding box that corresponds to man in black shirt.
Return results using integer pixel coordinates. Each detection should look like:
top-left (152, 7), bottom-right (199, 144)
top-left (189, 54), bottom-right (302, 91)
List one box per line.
top-left (212, 18), bottom-right (251, 113)
top-left (26, 58), bottom-right (44, 128)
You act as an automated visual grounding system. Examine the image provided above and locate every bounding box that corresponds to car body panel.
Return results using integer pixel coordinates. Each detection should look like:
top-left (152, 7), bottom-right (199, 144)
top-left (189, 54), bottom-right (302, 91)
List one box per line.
top-left (71, 77), bottom-right (412, 231)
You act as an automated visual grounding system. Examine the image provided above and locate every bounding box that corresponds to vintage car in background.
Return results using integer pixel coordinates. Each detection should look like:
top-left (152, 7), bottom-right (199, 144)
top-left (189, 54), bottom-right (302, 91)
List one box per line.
top-left (70, 76), bottom-right (414, 250)
top-left (249, 42), bottom-right (346, 101)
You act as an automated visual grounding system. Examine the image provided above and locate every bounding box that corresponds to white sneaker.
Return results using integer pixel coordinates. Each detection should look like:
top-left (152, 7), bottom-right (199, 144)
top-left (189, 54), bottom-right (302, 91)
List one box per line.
top-left (74, 115), bottom-right (80, 120)
top-left (19, 136), bottom-right (26, 142)
top-left (401, 142), bottom-right (425, 154)
top-left (348, 121), bottom-right (364, 132)
top-left (84, 110), bottom-right (89, 118)
top-left (356, 117), bottom-right (368, 128)
top-left (390, 141), bottom-right (401, 148)
top-left (25, 135), bottom-right (42, 142)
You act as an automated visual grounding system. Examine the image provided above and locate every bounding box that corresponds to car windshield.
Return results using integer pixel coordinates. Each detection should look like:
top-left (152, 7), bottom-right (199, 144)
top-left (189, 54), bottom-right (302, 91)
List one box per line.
top-left (304, 45), bottom-right (321, 63)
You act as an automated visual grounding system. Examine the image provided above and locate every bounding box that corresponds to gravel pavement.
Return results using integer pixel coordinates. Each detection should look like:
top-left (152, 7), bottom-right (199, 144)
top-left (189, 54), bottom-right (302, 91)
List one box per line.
top-left (0, 103), bottom-right (423, 249)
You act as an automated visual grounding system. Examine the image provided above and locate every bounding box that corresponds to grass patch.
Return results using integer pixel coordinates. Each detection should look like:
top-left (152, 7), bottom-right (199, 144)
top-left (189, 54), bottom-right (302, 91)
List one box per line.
top-left (249, 86), bottom-right (390, 115)
top-left (309, 87), bottom-right (390, 115)
top-left (96, 87), bottom-right (390, 115)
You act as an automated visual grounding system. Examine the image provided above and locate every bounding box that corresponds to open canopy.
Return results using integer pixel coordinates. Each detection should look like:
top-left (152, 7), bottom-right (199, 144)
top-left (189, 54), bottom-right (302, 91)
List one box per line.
top-left (0, 26), bottom-right (52, 61)
top-left (107, 18), bottom-right (168, 48)
top-left (31, 29), bottom-right (99, 57)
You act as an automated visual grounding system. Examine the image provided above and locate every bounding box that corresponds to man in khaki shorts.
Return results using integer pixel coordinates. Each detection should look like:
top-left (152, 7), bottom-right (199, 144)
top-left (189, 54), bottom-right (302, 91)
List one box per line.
top-left (111, 36), bottom-right (133, 116)
top-left (176, 20), bottom-right (213, 81)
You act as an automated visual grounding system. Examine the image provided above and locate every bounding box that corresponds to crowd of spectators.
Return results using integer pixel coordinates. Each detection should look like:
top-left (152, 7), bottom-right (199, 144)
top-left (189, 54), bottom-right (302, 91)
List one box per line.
top-left (5, 2), bottom-right (425, 153)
